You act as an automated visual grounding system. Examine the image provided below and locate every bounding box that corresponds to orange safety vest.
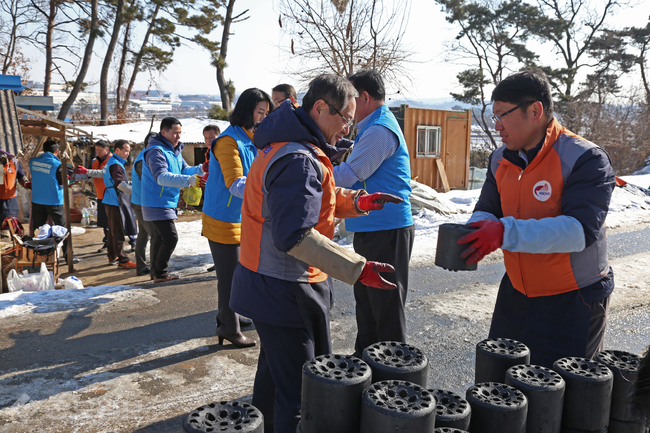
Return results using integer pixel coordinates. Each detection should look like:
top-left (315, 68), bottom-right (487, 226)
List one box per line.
top-left (240, 141), bottom-right (355, 283)
top-left (0, 160), bottom-right (18, 200)
top-left (494, 119), bottom-right (609, 297)
top-left (91, 153), bottom-right (112, 200)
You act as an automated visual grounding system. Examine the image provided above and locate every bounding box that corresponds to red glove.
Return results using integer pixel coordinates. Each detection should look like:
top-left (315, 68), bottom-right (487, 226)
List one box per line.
top-left (457, 220), bottom-right (504, 264)
top-left (24, 181), bottom-right (32, 190)
top-left (202, 160), bottom-right (209, 174)
top-left (358, 261), bottom-right (396, 289)
top-left (199, 173), bottom-right (208, 188)
top-left (356, 192), bottom-right (403, 211)
top-left (74, 165), bottom-right (88, 175)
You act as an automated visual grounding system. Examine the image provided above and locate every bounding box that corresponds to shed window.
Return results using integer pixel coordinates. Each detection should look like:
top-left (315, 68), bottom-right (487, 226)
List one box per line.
top-left (416, 125), bottom-right (441, 157)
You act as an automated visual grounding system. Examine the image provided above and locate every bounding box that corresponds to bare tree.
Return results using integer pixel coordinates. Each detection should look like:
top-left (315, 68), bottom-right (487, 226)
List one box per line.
top-left (58, 0), bottom-right (101, 120)
top-left (0, 0), bottom-right (38, 75)
top-left (436, 0), bottom-right (542, 149)
top-left (278, 0), bottom-right (413, 90)
top-left (99, 0), bottom-right (126, 125)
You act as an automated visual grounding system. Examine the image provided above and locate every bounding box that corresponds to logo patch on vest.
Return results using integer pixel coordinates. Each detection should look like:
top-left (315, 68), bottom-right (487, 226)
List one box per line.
top-left (533, 180), bottom-right (552, 202)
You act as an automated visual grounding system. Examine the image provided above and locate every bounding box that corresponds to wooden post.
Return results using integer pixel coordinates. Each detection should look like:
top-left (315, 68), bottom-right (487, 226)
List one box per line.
top-left (60, 137), bottom-right (75, 273)
top-left (435, 158), bottom-right (451, 193)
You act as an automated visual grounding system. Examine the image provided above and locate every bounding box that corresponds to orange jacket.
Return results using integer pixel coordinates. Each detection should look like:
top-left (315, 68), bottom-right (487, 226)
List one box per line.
top-left (91, 153), bottom-right (112, 200)
top-left (0, 159), bottom-right (18, 200)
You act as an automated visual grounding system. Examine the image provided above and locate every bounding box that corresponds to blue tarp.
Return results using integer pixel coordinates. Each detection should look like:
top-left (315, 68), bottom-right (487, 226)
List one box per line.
top-left (0, 75), bottom-right (26, 92)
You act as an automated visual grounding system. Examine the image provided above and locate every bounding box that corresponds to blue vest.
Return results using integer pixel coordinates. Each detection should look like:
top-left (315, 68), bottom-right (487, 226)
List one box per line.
top-left (202, 125), bottom-right (257, 223)
top-left (345, 105), bottom-right (413, 232)
top-left (29, 152), bottom-right (63, 206)
top-left (141, 143), bottom-right (184, 208)
top-left (131, 150), bottom-right (145, 206)
top-left (102, 154), bottom-right (127, 207)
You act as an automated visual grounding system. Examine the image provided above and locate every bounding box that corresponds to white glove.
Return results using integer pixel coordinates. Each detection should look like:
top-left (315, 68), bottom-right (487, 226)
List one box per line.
top-left (188, 175), bottom-right (199, 187)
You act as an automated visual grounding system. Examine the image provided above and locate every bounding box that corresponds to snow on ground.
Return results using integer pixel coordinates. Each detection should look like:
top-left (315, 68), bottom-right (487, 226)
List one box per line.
top-left (1, 174), bottom-right (650, 318)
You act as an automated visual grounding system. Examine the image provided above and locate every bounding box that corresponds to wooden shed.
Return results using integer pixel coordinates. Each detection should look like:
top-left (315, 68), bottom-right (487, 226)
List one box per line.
top-left (390, 105), bottom-right (472, 192)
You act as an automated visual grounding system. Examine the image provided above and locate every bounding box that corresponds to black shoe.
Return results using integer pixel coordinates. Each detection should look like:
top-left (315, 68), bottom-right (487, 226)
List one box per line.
top-left (136, 266), bottom-right (151, 276)
top-left (97, 245), bottom-right (107, 253)
top-left (206, 265), bottom-right (216, 272)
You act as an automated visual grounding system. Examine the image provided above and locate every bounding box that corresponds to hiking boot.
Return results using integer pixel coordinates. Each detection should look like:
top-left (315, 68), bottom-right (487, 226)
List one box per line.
top-left (119, 261), bottom-right (137, 269)
top-left (108, 257), bottom-right (118, 265)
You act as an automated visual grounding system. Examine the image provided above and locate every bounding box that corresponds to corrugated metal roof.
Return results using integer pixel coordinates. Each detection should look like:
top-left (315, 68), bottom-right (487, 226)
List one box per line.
top-left (0, 89), bottom-right (24, 156)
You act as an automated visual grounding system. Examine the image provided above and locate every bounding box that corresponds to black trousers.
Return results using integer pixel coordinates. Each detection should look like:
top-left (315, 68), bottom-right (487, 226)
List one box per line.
top-left (105, 204), bottom-right (129, 263)
top-left (208, 240), bottom-right (241, 334)
top-left (32, 203), bottom-right (67, 260)
top-left (148, 219), bottom-right (178, 278)
top-left (352, 225), bottom-right (415, 356)
top-left (489, 268), bottom-right (613, 368)
top-left (132, 204), bottom-right (153, 274)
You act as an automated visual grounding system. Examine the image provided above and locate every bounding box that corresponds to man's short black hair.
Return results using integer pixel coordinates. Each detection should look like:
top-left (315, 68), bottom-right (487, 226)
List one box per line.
top-left (348, 69), bottom-right (386, 101)
top-left (160, 117), bottom-right (182, 132)
top-left (144, 132), bottom-right (156, 146)
top-left (272, 84), bottom-right (297, 99)
top-left (302, 74), bottom-right (358, 114)
top-left (203, 124), bottom-right (221, 135)
top-left (43, 140), bottom-right (60, 153)
top-left (95, 139), bottom-right (110, 149)
top-left (229, 88), bottom-right (273, 130)
top-left (491, 69), bottom-right (554, 118)
top-left (114, 139), bottom-right (129, 150)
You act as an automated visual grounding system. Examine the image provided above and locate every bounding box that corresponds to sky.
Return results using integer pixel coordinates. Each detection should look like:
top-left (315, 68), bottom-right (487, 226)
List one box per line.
top-left (19, 0), bottom-right (650, 100)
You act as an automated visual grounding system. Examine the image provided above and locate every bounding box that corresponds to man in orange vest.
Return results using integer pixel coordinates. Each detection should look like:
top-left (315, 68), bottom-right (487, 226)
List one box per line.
top-left (458, 69), bottom-right (615, 368)
top-left (0, 150), bottom-right (28, 231)
top-left (77, 140), bottom-right (112, 251)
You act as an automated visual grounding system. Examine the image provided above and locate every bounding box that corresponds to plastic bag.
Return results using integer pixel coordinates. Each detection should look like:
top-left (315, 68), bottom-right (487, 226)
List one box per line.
top-left (6, 269), bottom-right (22, 292)
top-left (183, 185), bottom-right (203, 206)
top-left (62, 276), bottom-right (84, 290)
top-left (36, 263), bottom-right (54, 291)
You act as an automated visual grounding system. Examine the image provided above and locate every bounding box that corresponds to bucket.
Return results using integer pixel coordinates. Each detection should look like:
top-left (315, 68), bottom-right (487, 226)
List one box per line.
top-left (435, 224), bottom-right (478, 271)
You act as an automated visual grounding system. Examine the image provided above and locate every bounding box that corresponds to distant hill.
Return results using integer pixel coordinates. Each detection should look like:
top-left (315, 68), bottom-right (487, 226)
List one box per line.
top-left (178, 93), bottom-right (478, 111)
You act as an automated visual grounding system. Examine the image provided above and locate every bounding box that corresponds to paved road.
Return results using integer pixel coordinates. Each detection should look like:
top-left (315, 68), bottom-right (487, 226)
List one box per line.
top-left (0, 227), bottom-right (648, 432)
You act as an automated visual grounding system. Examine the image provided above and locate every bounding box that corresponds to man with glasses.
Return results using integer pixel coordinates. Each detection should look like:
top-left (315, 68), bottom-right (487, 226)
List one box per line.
top-left (458, 69), bottom-right (616, 368)
top-left (271, 83), bottom-right (298, 108)
top-left (333, 68), bottom-right (414, 358)
top-left (231, 74), bottom-right (401, 433)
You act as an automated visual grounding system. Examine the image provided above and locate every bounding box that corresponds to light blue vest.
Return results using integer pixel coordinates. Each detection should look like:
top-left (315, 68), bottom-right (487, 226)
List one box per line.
top-left (30, 152), bottom-right (63, 206)
top-left (202, 125), bottom-right (256, 223)
top-left (345, 105), bottom-right (413, 232)
top-left (141, 144), bottom-right (184, 208)
top-left (102, 154), bottom-right (127, 207)
top-left (131, 150), bottom-right (145, 206)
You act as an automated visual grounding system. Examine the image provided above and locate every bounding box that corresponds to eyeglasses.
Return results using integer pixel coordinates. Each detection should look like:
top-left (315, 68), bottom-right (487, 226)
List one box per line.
top-left (325, 101), bottom-right (354, 128)
top-left (491, 101), bottom-right (535, 123)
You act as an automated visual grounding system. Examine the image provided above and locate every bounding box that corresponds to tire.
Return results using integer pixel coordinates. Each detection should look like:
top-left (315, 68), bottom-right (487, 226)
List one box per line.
top-left (363, 341), bottom-right (429, 387)
top-left (505, 364), bottom-right (565, 433)
top-left (360, 380), bottom-right (437, 433)
top-left (475, 338), bottom-right (531, 384)
top-left (595, 350), bottom-right (641, 422)
top-left (466, 382), bottom-right (528, 433)
top-left (183, 400), bottom-right (263, 433)
top-left (431, 388), bottom-right (471, 430)
top-left (301, 354), bottom-right (372, 433)
top-left (553, 357), bottom-right (613, 431)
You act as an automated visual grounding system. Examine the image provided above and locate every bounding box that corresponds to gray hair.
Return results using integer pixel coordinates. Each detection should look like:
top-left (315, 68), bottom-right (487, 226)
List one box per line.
top-left (302, 74), bottom-right (358, 114)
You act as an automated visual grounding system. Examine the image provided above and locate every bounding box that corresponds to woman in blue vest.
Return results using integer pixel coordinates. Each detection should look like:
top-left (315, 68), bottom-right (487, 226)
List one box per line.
top-left (202, 88), bottom-right (272, 347)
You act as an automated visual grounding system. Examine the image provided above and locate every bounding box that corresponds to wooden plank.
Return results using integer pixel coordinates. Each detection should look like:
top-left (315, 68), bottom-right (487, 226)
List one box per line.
top-left (20, 126), bottom-right (66, 139)
top-left (435, 158), bottom-right (451, 193)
